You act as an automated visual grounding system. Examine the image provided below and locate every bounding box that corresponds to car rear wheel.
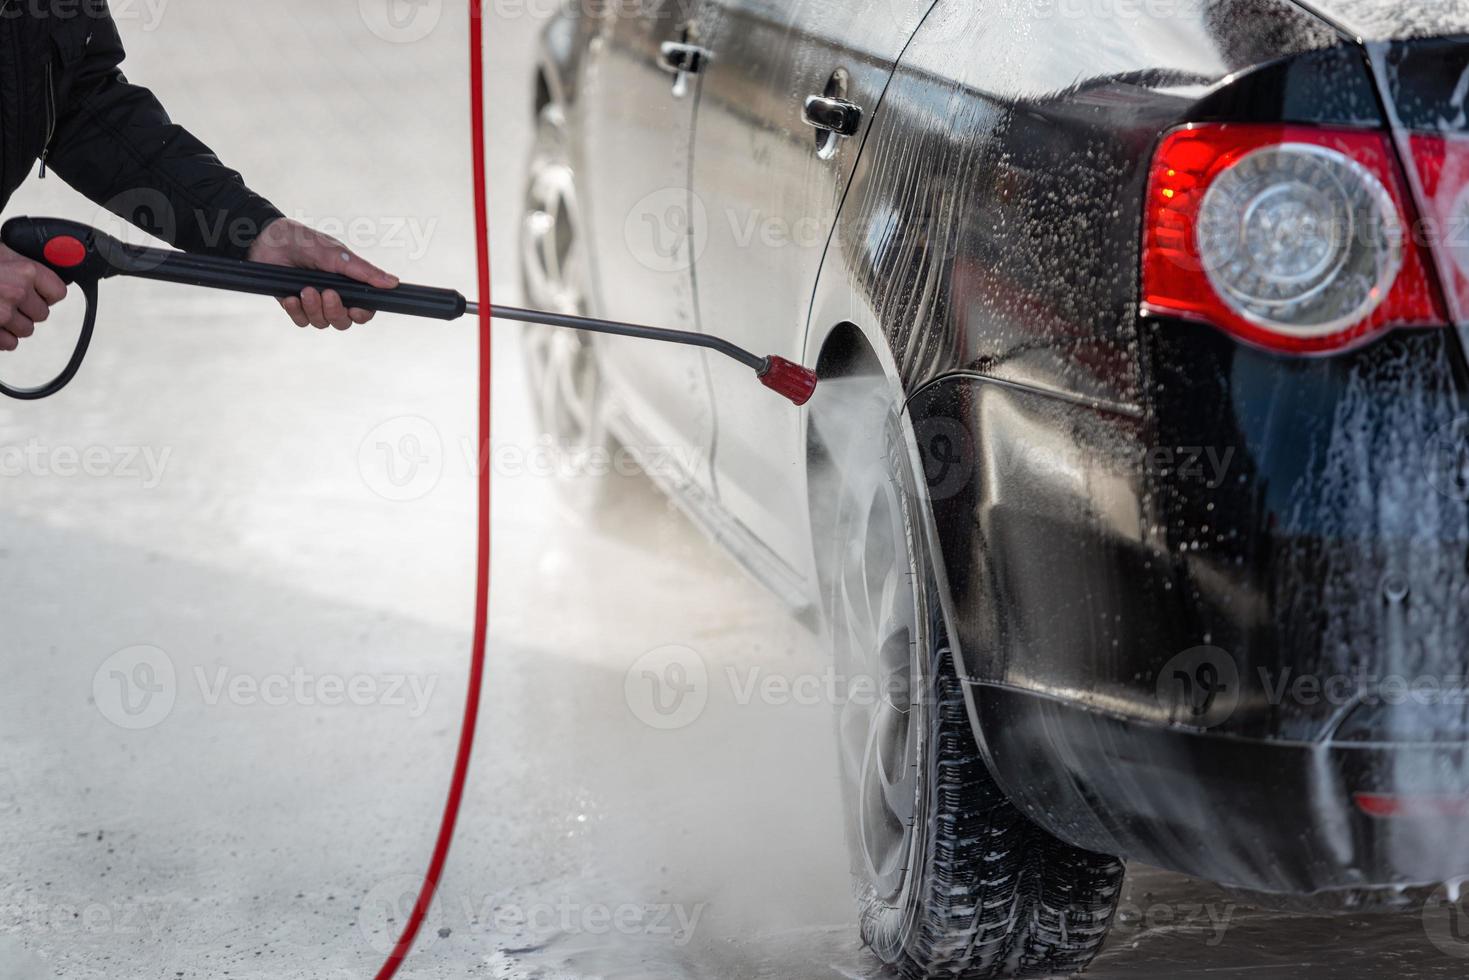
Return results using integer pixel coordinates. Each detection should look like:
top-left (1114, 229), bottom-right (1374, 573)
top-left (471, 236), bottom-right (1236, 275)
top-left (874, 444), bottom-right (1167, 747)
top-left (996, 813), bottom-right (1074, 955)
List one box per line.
top-left (519, 103), bottom-right (616, 512)
top-left (816, 395), bottom-right (1125, 979)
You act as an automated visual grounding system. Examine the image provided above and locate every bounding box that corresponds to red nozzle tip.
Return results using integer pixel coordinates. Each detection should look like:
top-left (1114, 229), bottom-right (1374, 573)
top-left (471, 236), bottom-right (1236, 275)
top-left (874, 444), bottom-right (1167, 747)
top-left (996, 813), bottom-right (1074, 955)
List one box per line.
top-left (758, 355), bottom-right (818, 406)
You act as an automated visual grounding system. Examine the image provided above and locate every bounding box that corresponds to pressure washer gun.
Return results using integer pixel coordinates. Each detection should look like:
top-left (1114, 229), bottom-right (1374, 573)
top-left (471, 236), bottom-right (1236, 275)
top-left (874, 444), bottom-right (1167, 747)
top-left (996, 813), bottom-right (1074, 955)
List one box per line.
top-left (0, 216), bottom-right (819, 405)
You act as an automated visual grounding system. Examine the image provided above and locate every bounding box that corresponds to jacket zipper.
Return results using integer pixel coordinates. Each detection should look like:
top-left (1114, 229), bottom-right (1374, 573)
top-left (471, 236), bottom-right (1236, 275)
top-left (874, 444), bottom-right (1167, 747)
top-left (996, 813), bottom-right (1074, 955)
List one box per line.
top-left (38, 59), bottom-right (55, 178)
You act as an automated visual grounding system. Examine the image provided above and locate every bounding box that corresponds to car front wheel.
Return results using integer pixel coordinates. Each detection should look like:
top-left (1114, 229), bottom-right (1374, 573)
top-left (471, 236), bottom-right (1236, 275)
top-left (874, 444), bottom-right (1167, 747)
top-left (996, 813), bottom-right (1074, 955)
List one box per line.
top-left (519, 102), bottom-right (616, 513)
top-left (814, 393), bottom-right (1125, 979)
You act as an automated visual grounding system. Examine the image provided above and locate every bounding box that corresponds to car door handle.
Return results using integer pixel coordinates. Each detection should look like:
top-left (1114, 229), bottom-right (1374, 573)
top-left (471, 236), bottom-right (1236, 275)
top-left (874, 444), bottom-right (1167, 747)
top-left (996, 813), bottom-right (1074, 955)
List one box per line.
top-left (802, 96), bottom-right (863, 137)
top-left (659, 40), bottom-right (710, 96)
top-left (659, 41), bottom-right (709, 75)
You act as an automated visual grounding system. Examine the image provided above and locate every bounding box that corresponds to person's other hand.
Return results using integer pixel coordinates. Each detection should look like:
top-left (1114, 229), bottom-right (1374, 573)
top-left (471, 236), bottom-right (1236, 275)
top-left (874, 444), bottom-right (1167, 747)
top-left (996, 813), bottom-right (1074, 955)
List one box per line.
top-left (247, 218), bottom-right (399, 330)
top-left (0, 243), bottom-right (68, 352)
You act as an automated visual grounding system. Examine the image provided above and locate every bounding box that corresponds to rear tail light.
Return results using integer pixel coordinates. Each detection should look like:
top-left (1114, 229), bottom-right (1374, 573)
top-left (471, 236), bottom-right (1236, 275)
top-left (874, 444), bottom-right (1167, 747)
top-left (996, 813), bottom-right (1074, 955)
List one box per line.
top-left (1404, 133), bottom-right (1469, 325)
top-left (1143, 124), bottom-right (1446, 354)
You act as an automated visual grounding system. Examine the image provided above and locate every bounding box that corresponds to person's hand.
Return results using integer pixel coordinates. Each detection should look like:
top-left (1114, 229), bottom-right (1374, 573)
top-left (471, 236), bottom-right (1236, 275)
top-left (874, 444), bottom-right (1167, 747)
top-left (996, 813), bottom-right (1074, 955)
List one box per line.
top-left (247, 218), bottom-right (399, 330)
top-left (0, 243), bottom-right (68, 352)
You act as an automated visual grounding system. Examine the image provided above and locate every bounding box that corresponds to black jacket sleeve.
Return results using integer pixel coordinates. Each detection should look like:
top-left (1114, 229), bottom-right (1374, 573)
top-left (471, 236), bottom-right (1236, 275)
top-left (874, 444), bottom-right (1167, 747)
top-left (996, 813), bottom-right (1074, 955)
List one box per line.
top-left (45, 7), bottom-right (282, 259)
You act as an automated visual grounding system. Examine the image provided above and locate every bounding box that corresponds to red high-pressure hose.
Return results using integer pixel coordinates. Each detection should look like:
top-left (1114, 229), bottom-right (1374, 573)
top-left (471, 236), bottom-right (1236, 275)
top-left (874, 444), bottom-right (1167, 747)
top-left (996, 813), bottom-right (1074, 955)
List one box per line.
top-left (372, 6), bottom-right (493, 978)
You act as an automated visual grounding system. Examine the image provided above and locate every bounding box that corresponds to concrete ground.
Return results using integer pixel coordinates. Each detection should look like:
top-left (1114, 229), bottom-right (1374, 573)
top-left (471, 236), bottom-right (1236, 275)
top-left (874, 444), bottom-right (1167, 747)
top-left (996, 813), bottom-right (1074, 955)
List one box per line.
top-left (0, 2), bottom-right (1464, 978)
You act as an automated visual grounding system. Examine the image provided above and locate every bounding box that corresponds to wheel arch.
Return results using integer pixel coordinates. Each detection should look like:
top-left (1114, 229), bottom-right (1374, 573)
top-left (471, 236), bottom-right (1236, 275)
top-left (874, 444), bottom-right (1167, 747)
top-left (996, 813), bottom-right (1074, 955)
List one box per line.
top-left (533, 66), bottom-right (553, 119)
top-left (805, 321), bottom-right (890, 560)
top-left (805, 316), bottom-right (987, 752)
top-left (531, 7), bottom-right (592, 119)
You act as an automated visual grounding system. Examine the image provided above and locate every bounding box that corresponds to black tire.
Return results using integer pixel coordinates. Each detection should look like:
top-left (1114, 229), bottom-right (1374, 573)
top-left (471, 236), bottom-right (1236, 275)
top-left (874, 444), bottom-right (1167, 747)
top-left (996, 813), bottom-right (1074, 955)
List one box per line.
top-left (519, 103), bottom-right (619, 514)
top-left (812, 388), bottom-right (1124, 979)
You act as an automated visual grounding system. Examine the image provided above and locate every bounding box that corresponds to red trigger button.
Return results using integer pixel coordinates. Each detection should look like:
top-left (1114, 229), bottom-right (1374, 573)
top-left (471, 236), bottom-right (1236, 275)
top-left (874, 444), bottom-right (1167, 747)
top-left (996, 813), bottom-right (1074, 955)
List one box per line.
top-left (43, 235), bottom-right (87, 269)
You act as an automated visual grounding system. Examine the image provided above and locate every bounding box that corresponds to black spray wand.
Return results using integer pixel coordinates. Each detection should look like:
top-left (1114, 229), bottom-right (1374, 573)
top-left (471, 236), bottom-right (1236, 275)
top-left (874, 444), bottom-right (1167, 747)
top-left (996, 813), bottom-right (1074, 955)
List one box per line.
top-left (0, 216), bottom-right (819, 405)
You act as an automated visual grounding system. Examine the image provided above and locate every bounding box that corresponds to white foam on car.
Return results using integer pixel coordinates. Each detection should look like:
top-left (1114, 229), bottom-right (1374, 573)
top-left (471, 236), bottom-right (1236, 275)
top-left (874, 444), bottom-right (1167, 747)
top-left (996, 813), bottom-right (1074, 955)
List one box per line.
top-left (1295, 0), bottom-right (1469, 40)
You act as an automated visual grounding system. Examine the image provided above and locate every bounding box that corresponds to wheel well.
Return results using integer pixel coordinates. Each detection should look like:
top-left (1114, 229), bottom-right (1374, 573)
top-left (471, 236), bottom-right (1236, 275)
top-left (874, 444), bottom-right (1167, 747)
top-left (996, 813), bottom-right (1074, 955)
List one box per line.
top-left (815, 321), bottom-right (882, 382)
top-left (808, 321), bottom-right (885, 489)
top-left (807, 322), bottom-right (887, 589)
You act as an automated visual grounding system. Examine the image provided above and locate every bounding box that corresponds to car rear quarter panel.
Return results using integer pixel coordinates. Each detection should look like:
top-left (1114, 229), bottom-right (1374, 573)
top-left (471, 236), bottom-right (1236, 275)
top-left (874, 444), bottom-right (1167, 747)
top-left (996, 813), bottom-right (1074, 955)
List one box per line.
top-left (809, 0), bottom-right (1469, 887)
top-left (808, 0), bottom-right (1358, 695)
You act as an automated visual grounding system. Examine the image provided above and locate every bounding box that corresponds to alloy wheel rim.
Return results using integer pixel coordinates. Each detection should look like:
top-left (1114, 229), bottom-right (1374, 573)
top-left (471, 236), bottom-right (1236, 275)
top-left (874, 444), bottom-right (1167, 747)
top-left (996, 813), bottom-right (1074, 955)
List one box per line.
top-left (521, 160), bottom-right (584, 316)
top-left (521, 158), bottom-right (598, 449)
top-left (835, 468), bottom-right (920, 902)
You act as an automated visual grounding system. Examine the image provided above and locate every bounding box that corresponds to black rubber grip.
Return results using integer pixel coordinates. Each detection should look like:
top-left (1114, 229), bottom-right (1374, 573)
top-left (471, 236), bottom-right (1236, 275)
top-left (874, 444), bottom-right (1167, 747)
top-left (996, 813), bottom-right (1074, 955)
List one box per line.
top-left (1, 216), bottom-right (468, 320)
top-left (116, 245), bottom-right (468, 320)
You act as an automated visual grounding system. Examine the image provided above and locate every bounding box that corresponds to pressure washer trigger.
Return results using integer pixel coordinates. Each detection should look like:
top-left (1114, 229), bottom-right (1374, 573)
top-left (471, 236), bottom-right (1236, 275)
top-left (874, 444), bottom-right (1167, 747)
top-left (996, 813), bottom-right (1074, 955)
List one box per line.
top-left (2, 216), bottom-right (120, 288)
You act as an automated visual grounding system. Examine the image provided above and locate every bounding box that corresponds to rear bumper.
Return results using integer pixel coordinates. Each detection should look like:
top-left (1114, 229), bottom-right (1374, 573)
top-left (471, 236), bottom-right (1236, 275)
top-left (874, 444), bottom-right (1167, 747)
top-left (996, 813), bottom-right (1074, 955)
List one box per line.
top-left (908, 322), bottom-right (1469, 893)
top-left (968, 681), bottom-right (1469, 894)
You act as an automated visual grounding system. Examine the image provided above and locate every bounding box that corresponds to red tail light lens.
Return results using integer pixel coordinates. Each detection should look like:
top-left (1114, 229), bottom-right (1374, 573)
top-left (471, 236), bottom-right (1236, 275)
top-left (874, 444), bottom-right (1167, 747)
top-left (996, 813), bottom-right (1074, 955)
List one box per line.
top-left (1405, 133), bottom-right (1469, 326)
top-left (1143, 124), bottom-right (1446, 354)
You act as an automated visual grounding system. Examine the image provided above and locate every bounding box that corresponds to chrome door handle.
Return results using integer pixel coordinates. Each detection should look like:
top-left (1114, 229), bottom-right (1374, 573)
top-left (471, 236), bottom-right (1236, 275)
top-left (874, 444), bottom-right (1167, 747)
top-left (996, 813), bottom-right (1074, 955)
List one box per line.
top-left (659, 41), bottom-right (709, 74)
top-left (659, 41), bottom-right (710, 97)
top-left (802, 95), bottom-right (863, 137)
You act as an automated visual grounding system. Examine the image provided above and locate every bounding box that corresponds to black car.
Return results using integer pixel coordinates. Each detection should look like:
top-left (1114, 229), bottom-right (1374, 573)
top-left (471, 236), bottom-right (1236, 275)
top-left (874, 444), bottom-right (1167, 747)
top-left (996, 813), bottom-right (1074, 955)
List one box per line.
top-left (513, 1), bottom-right (1469, 975)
